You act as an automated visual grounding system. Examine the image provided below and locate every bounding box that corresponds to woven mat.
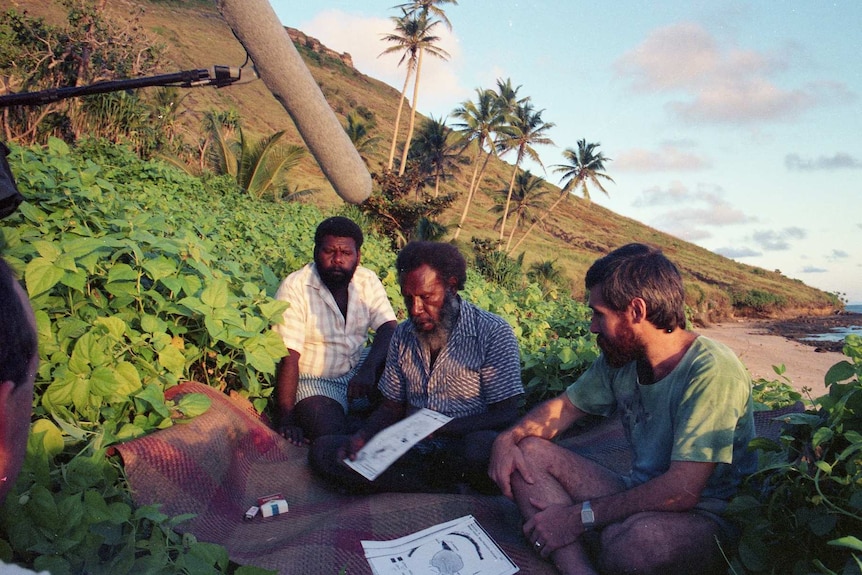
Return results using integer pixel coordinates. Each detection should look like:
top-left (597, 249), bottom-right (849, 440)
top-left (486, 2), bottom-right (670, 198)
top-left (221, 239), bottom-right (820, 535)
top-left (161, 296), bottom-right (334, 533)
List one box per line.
top-left (112, 382), bottom-right (801, 574)
top-left (112, 382), bottom-right (557, 574)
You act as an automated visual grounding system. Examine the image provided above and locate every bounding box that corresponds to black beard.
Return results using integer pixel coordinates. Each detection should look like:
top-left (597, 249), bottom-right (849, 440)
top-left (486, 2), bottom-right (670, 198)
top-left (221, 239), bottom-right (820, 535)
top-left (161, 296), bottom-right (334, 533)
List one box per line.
top-left (414, 293), bottom-right (460, 350)
top-left (318, 266), bottom-right (356, 290)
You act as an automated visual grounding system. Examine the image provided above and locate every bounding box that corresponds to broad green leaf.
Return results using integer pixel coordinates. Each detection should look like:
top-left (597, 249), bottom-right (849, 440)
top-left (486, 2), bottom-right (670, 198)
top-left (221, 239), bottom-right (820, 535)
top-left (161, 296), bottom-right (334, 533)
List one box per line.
top-left (69, 332), bottom-right (108, 373)
top-left (140, 314), bottom-right (167, 334)
top-left (25, 257), bottom-right (66, 297)
top-left (143, 256), bottom-right (178, 282)
top-left (44, 372), bottom-right (78, 407)
top-left (201, 278), bottom-right (230, 308)
top-left (828, 536), bottom-right (862, 552)
top-left (825, 361), bottom-right (856, 385)
top-left (158, 345), bottom-right (186, 375)
top-left (107, 263), bottom-right (138, 283)
top-left (94, 316), bottom-right (127, 340)
top-left (812, 427), bottom-right (834, 448)
top-left (59, 269), bottom-right (87, 292)
top-left (258, 298), bottom-right (289, 321)
top-left (31, 239), bottom-right (61, 261)
top-left (133, 385), bottom-right (170, 419)
top-left (175, 393), bottom-right (212, 418)
top-left (29, 419), bottom-right (64, 459)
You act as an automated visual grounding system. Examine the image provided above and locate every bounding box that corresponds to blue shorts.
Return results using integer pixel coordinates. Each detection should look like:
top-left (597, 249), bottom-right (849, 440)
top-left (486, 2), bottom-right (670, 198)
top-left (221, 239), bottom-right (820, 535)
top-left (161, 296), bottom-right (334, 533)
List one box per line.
top-left (296, 348), bottom-right (371, 412)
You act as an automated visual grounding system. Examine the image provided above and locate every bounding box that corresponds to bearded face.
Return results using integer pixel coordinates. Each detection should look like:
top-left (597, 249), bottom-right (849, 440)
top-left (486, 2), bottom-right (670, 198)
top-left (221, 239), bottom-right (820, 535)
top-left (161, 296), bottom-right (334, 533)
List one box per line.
top-left (597, 317), bottom-right (644, 368)
top-left (589, 287), bottom-right (645, 368)
top-left (401, 264), bottom-right (461, 350)
top-left (314, 236), bottom-right (359, 290)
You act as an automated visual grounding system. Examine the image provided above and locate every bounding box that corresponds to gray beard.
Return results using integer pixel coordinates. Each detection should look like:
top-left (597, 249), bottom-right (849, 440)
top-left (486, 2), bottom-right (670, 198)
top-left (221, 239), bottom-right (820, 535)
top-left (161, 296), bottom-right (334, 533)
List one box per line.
top-left (415, 293), bottom-right (461, 353)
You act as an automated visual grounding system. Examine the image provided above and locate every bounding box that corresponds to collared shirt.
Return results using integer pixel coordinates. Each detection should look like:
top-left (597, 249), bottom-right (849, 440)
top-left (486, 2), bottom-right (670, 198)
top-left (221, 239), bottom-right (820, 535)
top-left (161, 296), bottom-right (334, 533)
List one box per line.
top-left (379, 299), bottom-right (524, 418)
top-left (273, 263), bottom-right (396, 378)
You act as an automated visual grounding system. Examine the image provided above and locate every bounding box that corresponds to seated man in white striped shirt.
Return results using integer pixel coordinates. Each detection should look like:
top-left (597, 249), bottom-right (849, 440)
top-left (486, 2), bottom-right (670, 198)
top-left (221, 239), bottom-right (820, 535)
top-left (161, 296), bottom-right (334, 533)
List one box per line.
top-left (273, 217), bottom-right (397, 445)
top-left (310, 241), bottom-right (524, 493)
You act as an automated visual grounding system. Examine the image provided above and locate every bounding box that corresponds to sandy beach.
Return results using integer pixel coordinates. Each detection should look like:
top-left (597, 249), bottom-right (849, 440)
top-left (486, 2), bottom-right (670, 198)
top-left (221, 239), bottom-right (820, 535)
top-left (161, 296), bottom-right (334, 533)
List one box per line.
top-left (696, 320), bottom-right (848, 397)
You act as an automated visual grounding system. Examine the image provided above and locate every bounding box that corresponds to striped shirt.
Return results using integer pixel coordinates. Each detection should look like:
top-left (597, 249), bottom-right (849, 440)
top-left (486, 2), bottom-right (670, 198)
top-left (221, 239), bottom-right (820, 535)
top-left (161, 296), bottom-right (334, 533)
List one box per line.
top-left (379, 299), bottom-right (524, 419)
top-left (273, 263), bottom-right (396, 378)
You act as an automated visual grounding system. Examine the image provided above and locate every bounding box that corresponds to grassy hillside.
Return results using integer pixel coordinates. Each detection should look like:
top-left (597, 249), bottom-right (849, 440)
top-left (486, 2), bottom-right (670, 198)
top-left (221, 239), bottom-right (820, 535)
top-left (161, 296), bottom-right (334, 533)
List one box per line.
top-left (3, 0), bottom-right (840, 320)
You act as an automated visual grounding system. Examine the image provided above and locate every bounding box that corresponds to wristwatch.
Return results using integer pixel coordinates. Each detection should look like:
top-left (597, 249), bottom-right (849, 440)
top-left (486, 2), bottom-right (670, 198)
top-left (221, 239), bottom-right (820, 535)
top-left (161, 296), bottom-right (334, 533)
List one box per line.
top-left (581, 500), bottom-right (596, 530)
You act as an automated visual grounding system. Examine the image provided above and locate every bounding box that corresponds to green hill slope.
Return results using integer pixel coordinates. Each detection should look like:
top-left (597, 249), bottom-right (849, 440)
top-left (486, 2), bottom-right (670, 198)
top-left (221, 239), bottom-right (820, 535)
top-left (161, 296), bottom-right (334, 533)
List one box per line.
top-left (4, 0), bottom-right (840, 320)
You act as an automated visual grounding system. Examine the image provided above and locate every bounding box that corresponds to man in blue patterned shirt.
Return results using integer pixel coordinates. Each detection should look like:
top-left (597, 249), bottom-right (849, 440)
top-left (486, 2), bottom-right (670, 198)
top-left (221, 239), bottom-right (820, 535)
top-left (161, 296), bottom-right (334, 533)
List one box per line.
top-left (310, 241), bottom-right (524, 493)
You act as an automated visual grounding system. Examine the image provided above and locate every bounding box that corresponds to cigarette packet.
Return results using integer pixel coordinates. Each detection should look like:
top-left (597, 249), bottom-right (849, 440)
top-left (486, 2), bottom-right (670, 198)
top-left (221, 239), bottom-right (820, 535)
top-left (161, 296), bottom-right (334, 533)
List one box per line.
top-left (260, 498), bottom-right (289, 518)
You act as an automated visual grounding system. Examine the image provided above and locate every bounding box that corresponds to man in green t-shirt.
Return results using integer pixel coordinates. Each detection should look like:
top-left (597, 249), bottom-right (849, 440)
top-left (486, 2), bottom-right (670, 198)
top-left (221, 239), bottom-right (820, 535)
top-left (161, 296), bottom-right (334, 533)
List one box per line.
top-left (489, 243), bottom-right (756, 575)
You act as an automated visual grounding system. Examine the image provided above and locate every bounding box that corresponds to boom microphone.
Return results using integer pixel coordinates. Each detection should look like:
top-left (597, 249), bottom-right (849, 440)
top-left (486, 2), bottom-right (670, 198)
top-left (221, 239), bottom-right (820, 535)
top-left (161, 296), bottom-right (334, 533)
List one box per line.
top-left (215, 0), bottom-right (372, 204)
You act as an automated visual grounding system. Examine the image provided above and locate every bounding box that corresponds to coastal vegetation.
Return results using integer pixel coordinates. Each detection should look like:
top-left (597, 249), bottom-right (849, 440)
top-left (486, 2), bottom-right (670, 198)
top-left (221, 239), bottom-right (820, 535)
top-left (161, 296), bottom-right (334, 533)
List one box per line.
top-left (0, 1), bottom-right (857, 573)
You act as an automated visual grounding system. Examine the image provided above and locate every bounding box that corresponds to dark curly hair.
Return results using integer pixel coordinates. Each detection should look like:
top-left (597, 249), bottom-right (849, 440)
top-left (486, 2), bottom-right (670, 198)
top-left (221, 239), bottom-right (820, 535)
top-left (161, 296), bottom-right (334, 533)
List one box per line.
top-left (396, 241), bottom-right (467, 290)
top-left (313, 217), bottom-right (364, 251)
top-left (585, 243), bottom-right (686, 332)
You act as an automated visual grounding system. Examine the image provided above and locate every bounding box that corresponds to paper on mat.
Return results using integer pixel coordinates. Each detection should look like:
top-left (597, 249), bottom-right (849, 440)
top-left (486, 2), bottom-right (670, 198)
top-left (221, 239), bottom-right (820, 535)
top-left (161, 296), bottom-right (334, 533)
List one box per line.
top-left (362, 514), bottom-right (519, 575)
top-left (344, 408), bottom-right (451, 481)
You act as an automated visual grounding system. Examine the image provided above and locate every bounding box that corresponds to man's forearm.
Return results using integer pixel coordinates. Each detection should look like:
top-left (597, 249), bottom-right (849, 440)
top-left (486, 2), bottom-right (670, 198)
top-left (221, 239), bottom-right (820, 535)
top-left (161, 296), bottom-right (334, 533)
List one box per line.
top-left (505, 394), bottom-right (583, 443)
top-left (275, 352), bottom-right (300, 420)
top-left (438, 396), bottom-right (521, 436)
top-left (585, 460), bottom-right (716, 530)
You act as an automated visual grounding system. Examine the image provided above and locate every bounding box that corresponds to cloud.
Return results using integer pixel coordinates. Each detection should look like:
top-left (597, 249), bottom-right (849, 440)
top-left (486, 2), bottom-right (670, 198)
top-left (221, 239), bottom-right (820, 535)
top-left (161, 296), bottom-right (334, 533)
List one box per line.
top-left (296, 10), bottom-right (467, 112)
top-left (751, 227), bottom-right (806, 251)
top-left (614, 22), bottom-right (853, 125)
top-left (802, 265), bottom-right (828, 273)
top-left (828, 249), bottom-right (850, 260)
top-left (634, 181), bottom-right (752, 224)
top-left (615, 143), bottom-right (711, 172)
top-left (785, 152), bottom-right (862, 170)
top-left (716, 246), bottom-right (761, 258)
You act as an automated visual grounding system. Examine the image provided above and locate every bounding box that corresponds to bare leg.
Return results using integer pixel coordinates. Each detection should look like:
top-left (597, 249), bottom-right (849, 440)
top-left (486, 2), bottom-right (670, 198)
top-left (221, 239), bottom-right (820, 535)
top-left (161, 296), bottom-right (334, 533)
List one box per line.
top-left (294, 396), bottom-right (347, 440)
top-left (597, 511), bottom-right (726, 575)
top-left (512, 437), bottom-right (625, 574)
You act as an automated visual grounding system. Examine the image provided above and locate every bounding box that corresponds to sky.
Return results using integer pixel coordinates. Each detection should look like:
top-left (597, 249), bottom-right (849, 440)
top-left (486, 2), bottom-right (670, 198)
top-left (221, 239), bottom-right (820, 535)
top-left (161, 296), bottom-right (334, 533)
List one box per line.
top-left (269, 1), bottom-right (862, 304)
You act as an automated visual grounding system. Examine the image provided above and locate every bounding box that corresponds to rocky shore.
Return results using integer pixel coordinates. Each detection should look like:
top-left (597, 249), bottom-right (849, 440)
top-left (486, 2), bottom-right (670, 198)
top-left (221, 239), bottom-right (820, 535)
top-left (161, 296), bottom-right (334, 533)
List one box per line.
top-left (762, 312), bottom-right (862, 353)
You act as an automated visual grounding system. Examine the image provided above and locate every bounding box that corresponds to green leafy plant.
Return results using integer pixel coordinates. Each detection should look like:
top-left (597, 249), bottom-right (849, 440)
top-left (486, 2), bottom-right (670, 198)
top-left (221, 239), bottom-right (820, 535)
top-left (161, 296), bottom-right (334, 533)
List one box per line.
top-left (727, 334), bottom-right (862, 575)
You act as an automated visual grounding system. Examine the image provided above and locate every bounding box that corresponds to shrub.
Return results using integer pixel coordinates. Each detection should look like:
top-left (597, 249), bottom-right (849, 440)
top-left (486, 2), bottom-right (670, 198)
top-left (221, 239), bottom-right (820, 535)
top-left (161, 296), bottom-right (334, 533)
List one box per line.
top-left (727, 335), bottom-right (862, 574)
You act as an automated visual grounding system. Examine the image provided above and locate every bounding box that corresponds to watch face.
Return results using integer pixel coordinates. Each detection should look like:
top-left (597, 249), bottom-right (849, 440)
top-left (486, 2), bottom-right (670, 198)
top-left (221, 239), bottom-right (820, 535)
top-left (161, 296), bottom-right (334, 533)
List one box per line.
top-left (581, 503), bottom-right (595, 527)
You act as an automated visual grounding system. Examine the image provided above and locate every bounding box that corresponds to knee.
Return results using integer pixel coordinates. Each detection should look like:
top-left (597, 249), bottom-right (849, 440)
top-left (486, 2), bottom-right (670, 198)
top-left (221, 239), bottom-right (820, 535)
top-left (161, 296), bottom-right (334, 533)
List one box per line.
top-left (517, 435), bottom-right (557, 464)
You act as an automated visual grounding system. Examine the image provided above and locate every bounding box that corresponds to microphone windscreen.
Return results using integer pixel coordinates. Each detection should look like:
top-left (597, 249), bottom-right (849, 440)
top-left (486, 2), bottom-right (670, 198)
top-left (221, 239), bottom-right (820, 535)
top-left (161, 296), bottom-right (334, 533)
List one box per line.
top-left (216, 0), bottom-right (372, 204)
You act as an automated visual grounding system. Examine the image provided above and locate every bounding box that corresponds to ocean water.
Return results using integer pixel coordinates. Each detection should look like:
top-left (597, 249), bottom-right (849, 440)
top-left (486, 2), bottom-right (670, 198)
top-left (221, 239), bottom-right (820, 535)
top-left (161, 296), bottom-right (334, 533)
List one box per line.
top-left (800, 303), bottom-right (862, 343)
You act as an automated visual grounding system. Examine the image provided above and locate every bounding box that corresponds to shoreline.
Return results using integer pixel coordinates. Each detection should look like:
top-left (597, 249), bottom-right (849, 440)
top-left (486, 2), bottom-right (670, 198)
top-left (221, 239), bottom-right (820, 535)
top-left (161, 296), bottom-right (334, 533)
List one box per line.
top-left (696, 318), bottom-right (854, 397)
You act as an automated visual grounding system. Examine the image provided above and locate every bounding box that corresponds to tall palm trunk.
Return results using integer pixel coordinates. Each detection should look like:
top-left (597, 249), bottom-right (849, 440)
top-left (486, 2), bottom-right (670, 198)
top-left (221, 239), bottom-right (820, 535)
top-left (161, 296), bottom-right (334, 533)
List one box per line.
top-left (510, 191), bottom-right (568, 253)
top-left (453, 145), bottom-right (484, 240)
top-left (499, 157), bottom-right (521, 241)
top-left (387, 67), bottom-right (414, 171)
top-left (453, 142), bottom-right (495, 239)
top-left (505, 209), bottom-right (521, 251)
top-left (398, 47), bottom-right (425, 175)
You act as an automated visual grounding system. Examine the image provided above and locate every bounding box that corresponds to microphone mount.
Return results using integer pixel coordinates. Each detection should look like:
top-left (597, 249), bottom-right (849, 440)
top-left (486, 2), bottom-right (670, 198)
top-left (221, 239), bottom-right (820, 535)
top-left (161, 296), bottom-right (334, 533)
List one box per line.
top-left (0, 65), bottom-right (258, 108)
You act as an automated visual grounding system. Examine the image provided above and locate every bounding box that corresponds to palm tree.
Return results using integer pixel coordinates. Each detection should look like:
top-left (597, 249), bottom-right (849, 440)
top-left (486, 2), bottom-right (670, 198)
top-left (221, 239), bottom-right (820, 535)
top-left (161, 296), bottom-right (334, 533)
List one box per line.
top-left (450, 87), bottom-right (509, 239)
top-left (344, 110), bottom-right (381, 165)
top-left (553, 139), bottom-right (614, 202)
top-left (396, 0), bottom-right (458, 30)
top-left (490, 170), bottom-right (549, 251)
top-left (498, 101), bottom-right (555, 242)
top-left (510, 140), bottom-right (613, 253)
top-left (380, 10), bottom-right (449, 173)
top-left (205, 112), bottom-right (310, 201)
top-left (527, 259), bottom-right (565, 296)
top-left (408, 115), bottom-right (466, 197)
